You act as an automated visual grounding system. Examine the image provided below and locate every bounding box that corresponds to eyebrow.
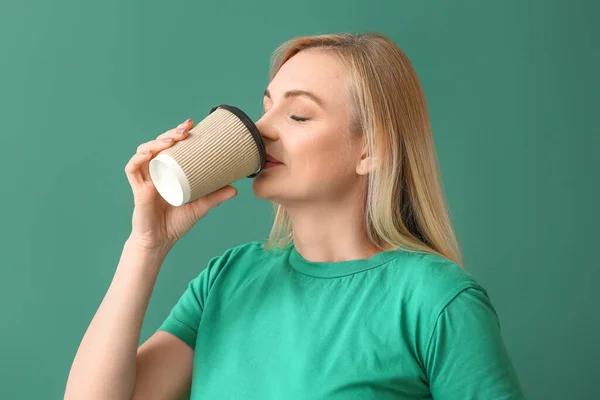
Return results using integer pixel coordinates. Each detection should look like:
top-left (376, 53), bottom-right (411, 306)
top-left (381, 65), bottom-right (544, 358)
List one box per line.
top-left (263, 88), bottom-right (325, 109)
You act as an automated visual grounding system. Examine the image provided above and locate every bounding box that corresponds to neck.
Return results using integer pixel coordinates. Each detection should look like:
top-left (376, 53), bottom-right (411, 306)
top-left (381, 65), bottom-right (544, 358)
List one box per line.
top-left (284, 192), bottom-right (386, 263)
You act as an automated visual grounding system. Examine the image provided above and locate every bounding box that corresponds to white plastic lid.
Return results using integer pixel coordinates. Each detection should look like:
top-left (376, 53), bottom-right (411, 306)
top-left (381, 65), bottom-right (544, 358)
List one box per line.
top-left (148, 153), bottom-right (191, 206)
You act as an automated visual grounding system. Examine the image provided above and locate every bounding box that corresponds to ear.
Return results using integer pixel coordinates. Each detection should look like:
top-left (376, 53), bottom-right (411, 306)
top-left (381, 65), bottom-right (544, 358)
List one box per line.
top-left (356, 146), bottom-right (377, 176)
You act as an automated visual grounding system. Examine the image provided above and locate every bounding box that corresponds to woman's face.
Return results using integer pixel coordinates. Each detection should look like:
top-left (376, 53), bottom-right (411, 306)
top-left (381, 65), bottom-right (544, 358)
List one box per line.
top-left (252, 50), bottom-right (367, 205)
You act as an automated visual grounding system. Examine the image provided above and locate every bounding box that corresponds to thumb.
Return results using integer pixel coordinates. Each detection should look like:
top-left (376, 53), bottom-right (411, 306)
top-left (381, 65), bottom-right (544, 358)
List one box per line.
top-left (189, 185), bottom-right (238, 216)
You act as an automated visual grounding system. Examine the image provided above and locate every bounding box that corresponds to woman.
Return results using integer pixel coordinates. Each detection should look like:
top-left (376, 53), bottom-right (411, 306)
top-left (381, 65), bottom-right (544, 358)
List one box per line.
top-left (65, 33), bottom-right (527, 399)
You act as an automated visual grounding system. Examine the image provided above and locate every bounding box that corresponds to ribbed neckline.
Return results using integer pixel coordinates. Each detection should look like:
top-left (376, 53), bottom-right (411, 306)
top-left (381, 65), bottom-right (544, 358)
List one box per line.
top-left (287, 243), bottom-right (404, 278)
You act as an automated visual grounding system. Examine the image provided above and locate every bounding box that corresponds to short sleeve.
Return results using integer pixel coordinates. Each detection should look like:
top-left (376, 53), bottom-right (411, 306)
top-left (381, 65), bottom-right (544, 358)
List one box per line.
top-left (156, 249), bottom-right (234, 349)
top-left (425, 287), bottom-right (528, 400)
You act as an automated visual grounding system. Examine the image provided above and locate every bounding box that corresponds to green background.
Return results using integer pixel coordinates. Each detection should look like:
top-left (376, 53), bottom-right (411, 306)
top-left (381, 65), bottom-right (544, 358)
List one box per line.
top-left (1, 0), bottom-right (597, 398)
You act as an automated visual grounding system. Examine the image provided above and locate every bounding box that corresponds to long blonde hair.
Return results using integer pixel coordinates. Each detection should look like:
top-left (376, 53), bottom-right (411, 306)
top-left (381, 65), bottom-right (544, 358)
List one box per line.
top-left (263, 32), bottom-right (464, 268)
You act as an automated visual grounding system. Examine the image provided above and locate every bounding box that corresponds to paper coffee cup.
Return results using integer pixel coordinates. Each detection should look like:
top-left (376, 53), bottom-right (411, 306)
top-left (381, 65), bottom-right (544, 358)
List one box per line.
top-left (149, 104), bottom-right (266, 206)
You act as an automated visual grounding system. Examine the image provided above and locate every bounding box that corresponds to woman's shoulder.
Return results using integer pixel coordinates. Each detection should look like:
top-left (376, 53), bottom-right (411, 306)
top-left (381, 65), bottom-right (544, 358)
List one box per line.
top-left (217, 240), bottom-right (281, 263)
top-left (202, 240), bottom-right (282, 276)
top-left (387, 250), bottom-right (488, 314)
top-left (206, 240), bottom-right (265, 259)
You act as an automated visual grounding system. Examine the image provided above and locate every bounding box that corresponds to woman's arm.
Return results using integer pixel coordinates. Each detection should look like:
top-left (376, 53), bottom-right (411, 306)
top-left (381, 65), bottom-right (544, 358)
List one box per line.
top-left (132, 331), bottom-right (193, 400)
top-left (424, 287), bottom-right (527, 399)
top-left (64, 238), bottom-right (191, 400)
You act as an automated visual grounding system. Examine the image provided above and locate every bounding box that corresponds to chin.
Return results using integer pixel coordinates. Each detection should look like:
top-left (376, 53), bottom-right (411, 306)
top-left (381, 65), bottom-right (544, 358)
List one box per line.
top-left (251, 176), bottom-right (280, 200)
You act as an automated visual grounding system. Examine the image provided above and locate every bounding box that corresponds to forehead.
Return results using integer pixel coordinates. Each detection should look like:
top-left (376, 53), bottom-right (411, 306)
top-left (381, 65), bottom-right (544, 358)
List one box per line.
top-left (268, 50), bottom-right (347, 109)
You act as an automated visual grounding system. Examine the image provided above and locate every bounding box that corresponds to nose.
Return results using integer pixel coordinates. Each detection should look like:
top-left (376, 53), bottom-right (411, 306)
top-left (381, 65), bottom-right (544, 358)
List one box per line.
top-left (255, 114), bottom-right (279, 142)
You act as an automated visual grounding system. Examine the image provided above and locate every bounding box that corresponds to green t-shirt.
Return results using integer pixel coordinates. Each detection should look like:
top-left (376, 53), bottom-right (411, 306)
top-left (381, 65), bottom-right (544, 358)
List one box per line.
top-left (158, 241), bottom-right (526, 399)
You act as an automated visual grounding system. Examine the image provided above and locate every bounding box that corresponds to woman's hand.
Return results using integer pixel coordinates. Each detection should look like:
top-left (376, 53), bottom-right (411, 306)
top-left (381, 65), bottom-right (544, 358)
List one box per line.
top-left (124, 118), bottom-right (238, 251)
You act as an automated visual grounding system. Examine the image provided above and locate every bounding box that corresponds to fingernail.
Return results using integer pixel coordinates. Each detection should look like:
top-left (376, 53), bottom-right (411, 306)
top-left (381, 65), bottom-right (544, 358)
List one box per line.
top-left (178, 118), bottom-right (191, 128)
top-left (161, 137), bottom-right (174, 143)
top-left (176, 128), bottom-right (186, 134)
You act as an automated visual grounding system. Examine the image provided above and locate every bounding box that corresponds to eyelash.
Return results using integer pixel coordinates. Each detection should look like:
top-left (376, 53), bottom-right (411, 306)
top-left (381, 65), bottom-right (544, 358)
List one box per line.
top-left (262, 109), bottom-right (311, 123)
top-left (290, 115), bottom-right (310, 122)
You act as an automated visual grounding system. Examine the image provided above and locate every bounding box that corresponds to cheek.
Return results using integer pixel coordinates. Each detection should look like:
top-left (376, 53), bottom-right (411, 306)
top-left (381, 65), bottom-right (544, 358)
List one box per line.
top-left (288, 135), bottom-right (354, 185)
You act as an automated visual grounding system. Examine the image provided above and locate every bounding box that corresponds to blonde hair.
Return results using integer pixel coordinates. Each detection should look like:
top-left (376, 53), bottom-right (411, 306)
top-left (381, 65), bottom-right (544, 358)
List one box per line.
top-left (263, 32), bottom-right (464, 268)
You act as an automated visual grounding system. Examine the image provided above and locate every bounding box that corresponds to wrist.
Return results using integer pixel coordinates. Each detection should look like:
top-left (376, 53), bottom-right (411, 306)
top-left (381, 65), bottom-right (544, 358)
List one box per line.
top-left (125, 235), bottom-right (175, 257)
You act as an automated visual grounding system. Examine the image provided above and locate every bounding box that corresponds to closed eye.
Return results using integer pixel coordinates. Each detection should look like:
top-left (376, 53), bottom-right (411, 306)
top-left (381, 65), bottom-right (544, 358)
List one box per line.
top-left (290, 115), bottom-right (310, 122)
top-left (261, 107), bottom-right (311, 122)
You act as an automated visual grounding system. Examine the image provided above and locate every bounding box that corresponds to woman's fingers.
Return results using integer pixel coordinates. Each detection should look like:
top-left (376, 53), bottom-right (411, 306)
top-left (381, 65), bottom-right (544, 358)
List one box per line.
top-left (124, 150), bottom-right (153, 187)
top-left (125, 118), bottom-right (194, 185)
top-left (157, 118), bottom-right (193, 140)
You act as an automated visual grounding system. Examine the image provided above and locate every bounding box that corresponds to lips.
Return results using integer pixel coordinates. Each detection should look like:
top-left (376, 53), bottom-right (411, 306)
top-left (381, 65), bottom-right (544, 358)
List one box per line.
top-left (265, 154), bottom-right (283, 165)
